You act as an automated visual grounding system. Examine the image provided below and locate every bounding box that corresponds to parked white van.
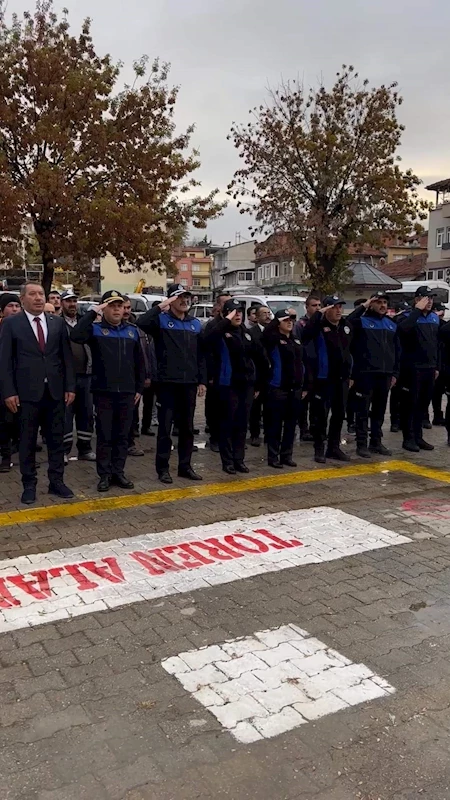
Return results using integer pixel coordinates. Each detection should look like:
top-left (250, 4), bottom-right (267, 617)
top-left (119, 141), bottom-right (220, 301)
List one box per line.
top-left (386, 281), bottom-right (450, 319)
top-left (231, 294), bottom-right (307, 320)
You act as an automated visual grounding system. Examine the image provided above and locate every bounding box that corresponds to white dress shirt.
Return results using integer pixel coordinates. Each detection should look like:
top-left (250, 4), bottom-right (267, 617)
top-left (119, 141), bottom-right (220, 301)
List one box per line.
top-left (24, 310), bottom-right (48, 343)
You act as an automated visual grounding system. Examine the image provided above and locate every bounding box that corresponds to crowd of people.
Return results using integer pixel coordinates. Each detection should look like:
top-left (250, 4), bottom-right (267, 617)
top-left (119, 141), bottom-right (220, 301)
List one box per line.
top-left (0, 280), bottom-right (449, 506)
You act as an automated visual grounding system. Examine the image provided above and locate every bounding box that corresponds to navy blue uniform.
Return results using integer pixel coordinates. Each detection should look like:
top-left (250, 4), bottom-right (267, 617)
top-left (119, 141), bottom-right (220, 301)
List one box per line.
top-left (203, 318), bottom-right (260, 470)
top-left (262, 324), bottom-right (304, 464)
top-left (347, 306), bottom-right (399, 449)
top-left (71, 311), bottom-right (145, 479)
top-left (301, 311), bottom-right (352, 453)
top-left (138, 306), bottom-right (205, 474)
top-left (397, 308), bottom-right (440, 444)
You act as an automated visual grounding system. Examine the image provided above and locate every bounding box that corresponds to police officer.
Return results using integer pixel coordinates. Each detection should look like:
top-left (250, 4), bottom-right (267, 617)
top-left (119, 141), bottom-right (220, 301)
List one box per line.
top-left (71, 290), bottom-right (145, 492)
top-left (61, 289), bottom-right (96, 463)
top-left (137, 284), bottom-right (206, 484)
top-left (262, 309), bottom-right (304, 468)
top-left (347, 292), bottom-right (399, 458)
top-left (301, 293), bottom-right (353, 464)
top-left (294, 294), bottom-right (321, 441)
top-left (438, 317), bottom-right (450, 445)
top-left (203, 297), bottom-right (261, 475)
top-left (389, 300), bottom-right (410, 431)
top-left (397, 286), bottom-right (440, 452)
top-left (430, 301), bottom-right (446, 425)
top-left (248, 305), bottom-right (271, 447)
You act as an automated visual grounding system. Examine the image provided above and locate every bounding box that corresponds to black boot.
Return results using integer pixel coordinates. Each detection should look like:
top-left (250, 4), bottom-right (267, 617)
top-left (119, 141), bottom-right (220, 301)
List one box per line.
top-left (356, 444), bottom-right (371, 459)
top-left (314, 444), bottom-right (326, 464)
top-left (326, 446), bottom-right (351, 462)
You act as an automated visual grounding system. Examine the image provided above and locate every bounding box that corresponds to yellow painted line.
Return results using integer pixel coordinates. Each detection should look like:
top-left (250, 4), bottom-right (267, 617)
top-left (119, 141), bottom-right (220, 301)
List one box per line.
top-left (0, 459), bottom-right (447, 529)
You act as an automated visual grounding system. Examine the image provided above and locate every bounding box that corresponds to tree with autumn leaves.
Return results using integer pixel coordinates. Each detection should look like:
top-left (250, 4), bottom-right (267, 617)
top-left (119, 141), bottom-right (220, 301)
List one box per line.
top-left (0, 1), bottom-right (223, 295)
top-left (228, 67), bottom-right (429, 293)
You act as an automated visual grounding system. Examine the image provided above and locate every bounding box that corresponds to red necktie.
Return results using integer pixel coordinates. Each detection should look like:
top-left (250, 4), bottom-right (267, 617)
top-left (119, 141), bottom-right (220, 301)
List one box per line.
top-left (33, 316), bottom-right (45, 352)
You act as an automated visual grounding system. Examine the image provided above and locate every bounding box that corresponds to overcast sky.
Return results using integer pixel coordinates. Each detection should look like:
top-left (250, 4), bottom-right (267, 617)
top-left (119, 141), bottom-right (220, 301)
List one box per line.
top-left (9, 0), bottom-right (450, 244)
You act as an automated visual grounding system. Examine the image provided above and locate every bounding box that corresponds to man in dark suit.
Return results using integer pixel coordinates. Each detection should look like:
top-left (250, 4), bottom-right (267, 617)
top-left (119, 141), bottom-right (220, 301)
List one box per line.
top-left (0, 282), bottom-right (76, 505)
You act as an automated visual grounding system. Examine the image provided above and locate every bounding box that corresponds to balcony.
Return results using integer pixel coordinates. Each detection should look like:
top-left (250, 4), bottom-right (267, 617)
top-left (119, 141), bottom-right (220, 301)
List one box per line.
top-left (260, 274), bottom-right (307, 288)
top-left (442, 202), bottom-right (450, 219)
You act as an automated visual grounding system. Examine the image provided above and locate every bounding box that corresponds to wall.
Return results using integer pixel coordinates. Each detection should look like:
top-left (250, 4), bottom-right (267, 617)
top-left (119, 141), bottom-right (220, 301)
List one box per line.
top-left (100, 254), bottom-right (167, 294)
top-left (427, 205), bottom-right (450, 264)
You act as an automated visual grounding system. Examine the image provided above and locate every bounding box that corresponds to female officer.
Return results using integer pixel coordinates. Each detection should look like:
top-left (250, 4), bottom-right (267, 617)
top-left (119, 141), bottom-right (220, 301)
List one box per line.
top-left (203, 297), bottom-right (261, 475)
top-left (262, 309), bottom-right (304, 468)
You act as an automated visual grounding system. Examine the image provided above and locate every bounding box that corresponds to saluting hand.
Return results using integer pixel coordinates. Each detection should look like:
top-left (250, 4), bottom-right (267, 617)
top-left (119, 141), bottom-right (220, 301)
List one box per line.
top-left (159, 295), bottom-right (179, 311)
top-left (226, 309), bottom-right (237, 321)
top-left (134, 393), bottom-right (142, 405)
top-left (416, 297), bottom-right (429, 311)
top-left (320, 306), bottom-right (335, 315)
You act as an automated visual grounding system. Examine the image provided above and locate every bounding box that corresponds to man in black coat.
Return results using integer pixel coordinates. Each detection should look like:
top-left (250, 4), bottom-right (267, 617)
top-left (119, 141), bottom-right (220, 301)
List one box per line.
top-left (0, 282), bottom-right (76, 505)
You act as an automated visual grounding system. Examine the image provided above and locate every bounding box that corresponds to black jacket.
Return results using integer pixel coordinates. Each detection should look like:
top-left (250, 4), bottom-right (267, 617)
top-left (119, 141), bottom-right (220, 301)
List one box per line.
top-left (63, 314), bottom-right (92, 376)
top-left (138, 307), bottom-right (206, 385)
top-left (261, 323), bottom-right (304, 390)
top-left (347, 305), bottom-right (400, 377)
top-left (397, 308), bottom-right (440, 370)
top-left (203, 317), bottom-right (262, 389)
top-left (0, 312), bottom-right (75, 402)
top-left (301, 311), bottom-right (353, 386)
top-left (71, 310), bottom-right (145, 394)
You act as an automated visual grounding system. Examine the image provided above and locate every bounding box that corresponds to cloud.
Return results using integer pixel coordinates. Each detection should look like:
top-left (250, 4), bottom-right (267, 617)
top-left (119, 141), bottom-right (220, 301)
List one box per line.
top-left (9, 0), bottom-right (450, 242)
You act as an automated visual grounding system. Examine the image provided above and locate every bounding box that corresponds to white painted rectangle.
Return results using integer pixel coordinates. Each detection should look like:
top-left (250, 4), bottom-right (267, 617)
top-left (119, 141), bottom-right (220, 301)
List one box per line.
top-left (0, 508), bottom-right (410, 633)
top-left (162, 624), bottom-right (395, 742)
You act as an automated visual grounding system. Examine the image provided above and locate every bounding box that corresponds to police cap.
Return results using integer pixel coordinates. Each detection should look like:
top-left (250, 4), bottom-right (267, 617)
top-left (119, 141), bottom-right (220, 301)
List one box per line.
top-left (223, 298), bottom-right (245, 314)
top-left (323, 293), bottom-right (346, 307)
top-left (101, 289), bottom-right (125, 305)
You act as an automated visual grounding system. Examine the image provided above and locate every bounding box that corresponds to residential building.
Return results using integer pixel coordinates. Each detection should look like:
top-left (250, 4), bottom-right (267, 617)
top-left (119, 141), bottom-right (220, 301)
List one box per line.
top-left (254, 233), bottom-right (309, 294)
top-left (379, 235), bottom-right (428, 264)
top-left (377, 252), bottom-right (428, 282)
top-left (173, 246), bottom-right (212, 300)
top-left (100, 254), bottom-right (167, 295)
top-left (211, 241), bottom-right (256, 293)
top-left (425, 178), bottom-right (450, 280)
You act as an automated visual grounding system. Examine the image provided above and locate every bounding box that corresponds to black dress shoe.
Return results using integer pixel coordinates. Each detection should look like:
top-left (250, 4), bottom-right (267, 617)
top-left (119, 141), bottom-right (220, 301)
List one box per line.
top-left (0, 457), bottom-right (11, 473)
top-left (369, 443), bottom-right (392, 456)
top-left (281, 458), bottom-right (297, 467)
top-left (21, 486), bottom-right (36, 505)
top-left (223, 465), bottom-right (236, 475)
top-left (250, 437), bottom-right (261, 447)
top-left (111, 474), bottom-right (134, 489)
top-left (234, 462), bottom-right (250, 473)
top-left (326, 447), bottom-right (351, 462)
top-left (268, 459), bottom-right (283, 469)
top-left (158, 470), bottom-right (173, 484)
top-left (417, 438), bottom-right (434, 451)
top-left (423, 420), bottom-right (432, 430)
top-left (314, 451), bottom-right (326, 464)
top-left (390, 423), bottom-right (400, 433)
top-left (48, 482), bottom-right (75, 499)
top-left (300, 432), bottom-right (313, 442)
top-left (97, 476), bottom-right (111, 492)
top-left (178, 467), bottom-right (202, 481)
top-left (209, 440), bottom-right (220, 453)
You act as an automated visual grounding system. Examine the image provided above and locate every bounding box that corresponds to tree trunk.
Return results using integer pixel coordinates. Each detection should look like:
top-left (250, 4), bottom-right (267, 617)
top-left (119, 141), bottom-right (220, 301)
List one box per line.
top-left (41, 257), bottom-right (54, 298)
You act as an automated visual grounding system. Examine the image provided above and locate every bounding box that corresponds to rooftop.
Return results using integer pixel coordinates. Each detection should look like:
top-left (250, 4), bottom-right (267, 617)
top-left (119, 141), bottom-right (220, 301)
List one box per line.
top-left (376, 252), bottom-right (428, 280)
top-left (426, 178), bottom-right (450, 193)
top-left (347, 262), bottom-right (401, 288)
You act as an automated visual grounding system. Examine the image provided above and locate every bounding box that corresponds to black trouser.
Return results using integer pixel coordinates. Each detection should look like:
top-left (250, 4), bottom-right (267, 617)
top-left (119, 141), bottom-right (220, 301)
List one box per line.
top-left (218, 385), bottom-right (254, 468)
top-left (205, 384), bottom-right (220, 444)
top-left (64, 375), bottom-right (94, 455)
top-left (354, 373), bottom-right (391, 448)
top-left (249, 390), bottom-right (266, 440)
top-left (346, 384), bottom-right (357, 428)
top-left (399, 368), bottom-right (435, 443)
top-left (390, 383), bottom-right (401, 427)
top-left (299, 393), bottom-right (310, 436)
top-left (128, 402), bottom-right (140, 447)
top-left (141, 385), bottom-right (155, 432)
top-left (432, 372), bottom-right (446, 421)
top-left (94, 393), bottom-right (135, 478)
top-left (266, 387), bottom-right (302, 462)
top-left (156, 383), bottom-right (197, 474)
top-left (310, 378), bottom-right (348, 450)
top-left (0, 404), bottom-right (19, 461)
top-left (19, 387), bottom-right (65, 488)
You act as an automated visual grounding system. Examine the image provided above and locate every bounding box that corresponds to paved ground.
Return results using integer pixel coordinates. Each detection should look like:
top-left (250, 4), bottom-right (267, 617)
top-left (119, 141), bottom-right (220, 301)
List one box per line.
top-left (2, 419), bottom-right (450, 799)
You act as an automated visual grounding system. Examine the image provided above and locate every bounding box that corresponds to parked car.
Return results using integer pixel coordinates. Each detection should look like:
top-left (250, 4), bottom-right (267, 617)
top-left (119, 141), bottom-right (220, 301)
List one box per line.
top-left (191, 303), bottom-right (214, 326)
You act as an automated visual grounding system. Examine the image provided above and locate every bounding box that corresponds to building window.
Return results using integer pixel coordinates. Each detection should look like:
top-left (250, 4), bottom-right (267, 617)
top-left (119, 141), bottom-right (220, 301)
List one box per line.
top-left (180, 279), bottom-right (188, 287)
top-left (427, 271), bottom-right (434, 280)
top-left (438, 270), bottom-right (444, 280)
top-left (447, 227), bottom-right (450, 243)
top-left (436, 228), bottom-right (445, 248)
top-left (192, 264), bottom-right (200, 272)
top-left (180, 264), bottom-right (188, 272)
top-left (237, 271), bottom-right (254, 282)
top-left (257, 267), bottom-right (264, 282)
top-left (193, 278), bottom-right (201, 287)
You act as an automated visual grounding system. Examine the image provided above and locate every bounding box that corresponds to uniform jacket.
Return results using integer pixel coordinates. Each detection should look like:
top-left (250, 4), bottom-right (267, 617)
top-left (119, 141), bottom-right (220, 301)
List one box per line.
top-left (0, 312), bottom-right (75, 403)
top-left (397, 308), bottom-right (440, 370)
top-left (346, 305), bottom-right (400, 377)
top-left (301, 311), bottom-right (353, 386)
top-left (203, 317), bottom-right (262, 389)
top-left (137, 307), bottom-right (206, 385)
top-left (261, 323), bottom-right (304, 390)
top-left (71, 310), bottom-right (145, 394)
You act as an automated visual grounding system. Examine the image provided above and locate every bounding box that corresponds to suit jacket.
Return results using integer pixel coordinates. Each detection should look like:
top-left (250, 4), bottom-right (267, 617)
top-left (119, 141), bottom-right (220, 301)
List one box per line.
top-left (0, 312), bottom-right (76, 402)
